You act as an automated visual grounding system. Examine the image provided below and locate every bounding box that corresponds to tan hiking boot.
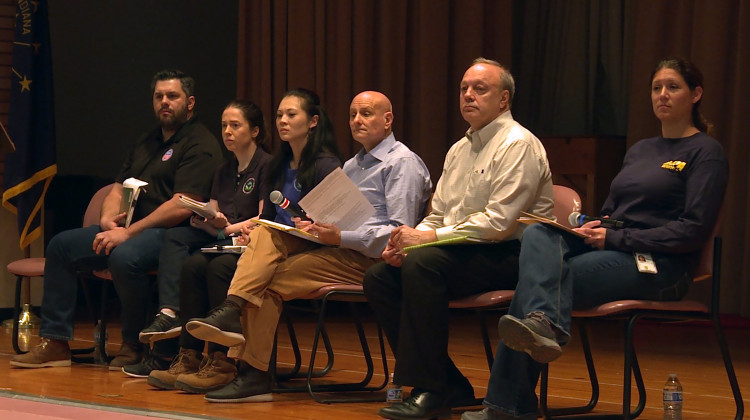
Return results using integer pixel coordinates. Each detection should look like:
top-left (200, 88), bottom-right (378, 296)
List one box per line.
top-left (10, 337), bottom-right (71, 368)
top-left (109, 341), bottom-right (144, 370)
top-left (147, 348), bottom-right (203, 390)
top-left (174, 351), bottom-right (237, 394)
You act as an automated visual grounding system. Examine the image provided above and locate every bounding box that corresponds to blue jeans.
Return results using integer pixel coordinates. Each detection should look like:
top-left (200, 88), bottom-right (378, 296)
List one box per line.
top-left (40, 225), bottom-right (165, 342)
top-left (484, 224), bottom-right (692, 417)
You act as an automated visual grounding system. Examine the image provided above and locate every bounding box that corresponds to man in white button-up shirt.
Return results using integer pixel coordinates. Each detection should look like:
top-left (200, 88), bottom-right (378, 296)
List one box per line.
top-left (364, 58), bottom-right (555, 420)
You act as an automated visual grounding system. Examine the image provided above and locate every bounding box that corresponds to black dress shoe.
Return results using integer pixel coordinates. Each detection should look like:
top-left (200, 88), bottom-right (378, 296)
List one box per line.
top-left (378, 391), bottom-right (451, 419)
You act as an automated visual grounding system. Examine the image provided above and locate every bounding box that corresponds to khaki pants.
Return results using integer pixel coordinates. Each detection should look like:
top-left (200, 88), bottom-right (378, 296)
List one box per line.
top-left (227, 226), bottom-right (377, 371)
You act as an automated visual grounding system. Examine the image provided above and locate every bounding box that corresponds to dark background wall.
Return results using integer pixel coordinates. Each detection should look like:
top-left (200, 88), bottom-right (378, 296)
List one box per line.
top-left (48, 0), bottom-right (238, 179)
top-left (42, 0), bottom-right (238, 236)
top-left (3, 0), bottom-right (748, 314)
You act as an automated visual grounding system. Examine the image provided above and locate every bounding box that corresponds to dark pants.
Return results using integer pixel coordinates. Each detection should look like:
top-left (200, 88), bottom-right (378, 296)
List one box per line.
top-left (178, 250), bottom-right (238, 354)
top-left (363, 241), bottom-right (521, 396)
top-left (40, 225), bottom-right (164, 342)
top-left (112, 225), bottom-right (212, 346)
top-left (153, 226), bottom-right (215, 311)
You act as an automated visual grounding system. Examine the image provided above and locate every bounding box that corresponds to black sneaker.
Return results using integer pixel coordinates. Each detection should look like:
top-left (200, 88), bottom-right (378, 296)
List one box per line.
top-left (122, 353), bottom-right (172, 378)
top-left (497, 312), bottom-right (562, 363)
top-left (185, 303), bottom-right (244, 347)
top-left (139, 312), bottom-right (182, 343)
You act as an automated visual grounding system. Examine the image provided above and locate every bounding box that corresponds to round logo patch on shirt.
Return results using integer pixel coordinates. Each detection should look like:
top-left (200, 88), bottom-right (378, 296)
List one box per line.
top-left (162, 148), bottom-right (174, 161)
top-left (243, 178), bottom-right (255, 194)
top-left (293, 178), bottom-right (302, 192)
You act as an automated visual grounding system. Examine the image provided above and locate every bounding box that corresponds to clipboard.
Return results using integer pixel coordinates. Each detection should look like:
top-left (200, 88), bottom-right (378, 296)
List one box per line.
top-left (252, 218), bottom-right (324, 244)
top-left (200, 245), bottom-right (247, 254)
top-left (517, 211), bottom-right (587, 238)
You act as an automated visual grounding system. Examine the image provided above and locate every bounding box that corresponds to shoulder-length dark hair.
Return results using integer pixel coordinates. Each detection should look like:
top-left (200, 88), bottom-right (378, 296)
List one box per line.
top-left (267, 88), bottom-right (340, 192)
top-left (650, 57), bottom-right (711, 133)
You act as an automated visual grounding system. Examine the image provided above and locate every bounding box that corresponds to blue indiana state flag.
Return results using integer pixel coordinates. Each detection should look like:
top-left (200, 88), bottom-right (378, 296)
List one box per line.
top-left (1, 0), bottom-right (57, 249)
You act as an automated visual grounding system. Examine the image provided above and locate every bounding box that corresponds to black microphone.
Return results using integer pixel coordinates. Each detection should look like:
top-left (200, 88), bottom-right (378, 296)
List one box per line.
top-left (269, 190), bottom-right (308, 219)
top-left (568, 211), bottom-right (625, 229)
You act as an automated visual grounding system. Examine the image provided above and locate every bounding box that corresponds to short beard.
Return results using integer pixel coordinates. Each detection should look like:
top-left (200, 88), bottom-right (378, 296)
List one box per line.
top-left (156, 105), bottom-right (190, 132)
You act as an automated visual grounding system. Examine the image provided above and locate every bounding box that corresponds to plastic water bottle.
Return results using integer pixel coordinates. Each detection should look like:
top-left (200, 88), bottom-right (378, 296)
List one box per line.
top-left (663, 373), bottom-right (683, 420)
top-left (386, 373), bottom-right (402, 404)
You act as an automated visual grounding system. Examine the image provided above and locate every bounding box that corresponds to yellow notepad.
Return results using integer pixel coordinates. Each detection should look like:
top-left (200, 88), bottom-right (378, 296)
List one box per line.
top-left (402, 236), bottom-right (489, 252)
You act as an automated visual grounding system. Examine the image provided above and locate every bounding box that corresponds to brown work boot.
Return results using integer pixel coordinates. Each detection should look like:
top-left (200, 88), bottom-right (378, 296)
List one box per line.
top-left (10, 337), bottom-right (71, 368)
top-left (109, 341), bottom-right (144, 370)
top-left (174, 351), bottom-right (237, 394)
top-left (148, 348), bottom-right (203, 390)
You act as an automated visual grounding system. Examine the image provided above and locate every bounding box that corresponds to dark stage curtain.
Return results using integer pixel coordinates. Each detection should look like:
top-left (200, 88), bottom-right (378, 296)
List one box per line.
top-left (236, 0), bottom-right (512, 179)
top-left (511, 0), bottom-right (634, 137)
top-left (236, 0), bottom-right (750, 315)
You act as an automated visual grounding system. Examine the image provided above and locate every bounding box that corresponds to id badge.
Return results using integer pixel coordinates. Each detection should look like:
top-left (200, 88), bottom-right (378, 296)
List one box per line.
top-left (634, 252), bottom-right (658, 274)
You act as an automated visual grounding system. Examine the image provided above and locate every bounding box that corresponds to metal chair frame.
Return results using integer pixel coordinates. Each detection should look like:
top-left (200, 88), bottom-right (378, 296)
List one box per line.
top-left (8, 184), bottom-right (115, 362)
top-left (539, 237), bottom-right (743, 420)
top-left (269, 285), bottom-right (389, 404)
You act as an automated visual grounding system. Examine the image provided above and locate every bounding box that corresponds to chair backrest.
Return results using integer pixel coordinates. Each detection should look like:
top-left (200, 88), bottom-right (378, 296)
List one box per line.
top-left (552, 185), bottom-right (582, 229)
top-left (693, 215), bottom-right (722, 281)
top-left (83, 184), bottom-right (115, 227)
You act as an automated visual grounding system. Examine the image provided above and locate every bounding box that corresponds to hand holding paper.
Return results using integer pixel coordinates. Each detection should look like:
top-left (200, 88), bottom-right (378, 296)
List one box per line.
top-left (305, 222), bottom-right (341, 246)
top-left (179, 195), bottom-right (218, 220)
top-left (297, 168), bottom-right (375, 231)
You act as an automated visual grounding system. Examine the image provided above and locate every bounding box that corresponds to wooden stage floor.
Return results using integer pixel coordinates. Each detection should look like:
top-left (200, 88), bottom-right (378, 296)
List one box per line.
top-left (1, 308), bottom-right (748, 419)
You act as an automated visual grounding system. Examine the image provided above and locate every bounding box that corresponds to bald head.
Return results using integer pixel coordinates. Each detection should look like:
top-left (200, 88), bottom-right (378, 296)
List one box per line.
top-left (349, 91), bottom-right (394, 152)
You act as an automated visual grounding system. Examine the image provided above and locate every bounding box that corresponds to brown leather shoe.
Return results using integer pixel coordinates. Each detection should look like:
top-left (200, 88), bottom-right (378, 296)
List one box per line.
top-left (108, 341), bottom-right (144, 370)
top-left (10, 337), bottom-right (71, 368)
top-left (174, 351), bottom-right (237, 394)
top-left (148, 348), bottom-right (202, 390)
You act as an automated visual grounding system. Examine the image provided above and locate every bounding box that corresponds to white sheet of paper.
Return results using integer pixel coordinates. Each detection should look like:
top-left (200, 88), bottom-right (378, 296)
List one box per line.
top-left (298, 167), bottom-right (375, 231)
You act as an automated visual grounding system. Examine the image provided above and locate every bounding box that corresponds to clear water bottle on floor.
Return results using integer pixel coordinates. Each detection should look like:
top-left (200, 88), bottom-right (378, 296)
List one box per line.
top-left (386, 373), bottom-right (402, 405)
top-left (663, 373), bottom-right (683, 420)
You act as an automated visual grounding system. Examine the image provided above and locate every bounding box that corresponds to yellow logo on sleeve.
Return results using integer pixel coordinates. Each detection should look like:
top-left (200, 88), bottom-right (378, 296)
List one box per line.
top-left (661, 161), bottom-right (686, 172)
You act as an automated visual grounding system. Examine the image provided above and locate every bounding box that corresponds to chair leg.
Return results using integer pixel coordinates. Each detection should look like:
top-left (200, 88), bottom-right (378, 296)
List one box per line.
top-left (311, 310), bottom-right (335, 378)
top-left (711, 315), bottom-right (744, 420)
top-left (271, 309), bottom-right (302, 383)
top-left (94, 280), bottom-right (110, 364)
top-left (273, 304), bottom-right (335, 386)
top-left (12, 275), bottom-right (25, 354)
top-left (539, 319), bottom-right (599, 418)
top-left (304, 291), bottom-right (388, 403)
top-left (478, 310), bottom-right (495, 369)
top-left (622, 315), bottom-right (646, 420)
top-left (70, 277), bottom-right (100, 363)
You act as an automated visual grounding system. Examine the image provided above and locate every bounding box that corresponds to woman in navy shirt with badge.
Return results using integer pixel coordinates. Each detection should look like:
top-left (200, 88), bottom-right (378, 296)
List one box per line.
top-left (462, 58), bottom-right (728, 420)
top-left (144, 100), bottom-right (273, 391)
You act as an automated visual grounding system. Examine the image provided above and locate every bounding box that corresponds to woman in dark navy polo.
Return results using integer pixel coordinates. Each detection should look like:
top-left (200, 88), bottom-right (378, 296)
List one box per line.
top-left (143, 100), bottom-right (273, 389)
